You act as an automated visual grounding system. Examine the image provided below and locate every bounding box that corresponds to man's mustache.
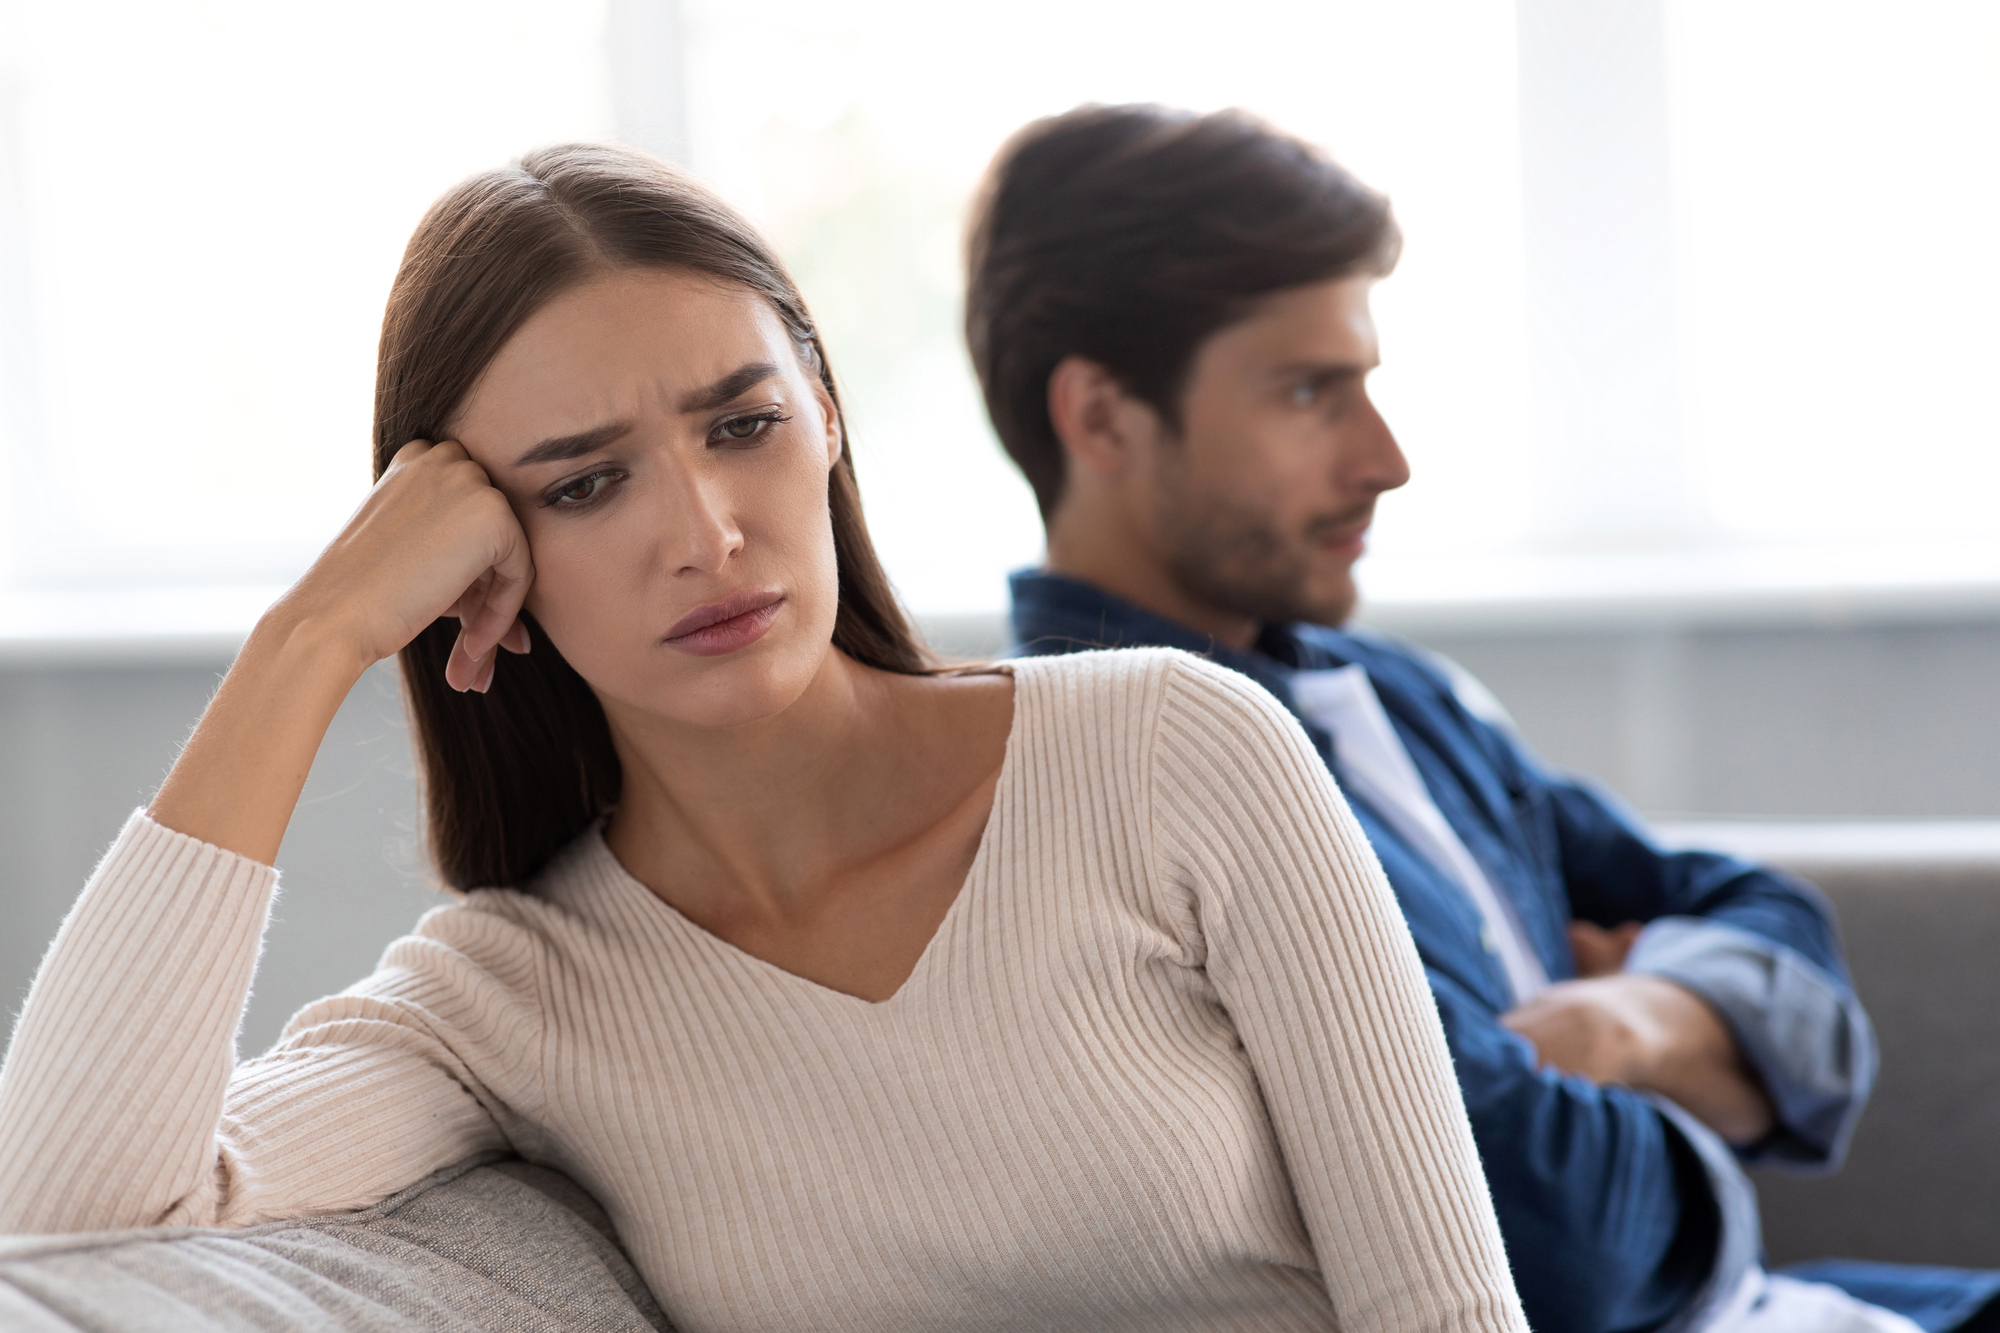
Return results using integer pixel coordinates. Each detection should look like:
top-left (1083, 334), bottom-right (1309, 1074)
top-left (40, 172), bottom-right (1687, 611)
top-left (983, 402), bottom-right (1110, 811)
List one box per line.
top-left (1303, 505), bottom-right (1376, 542)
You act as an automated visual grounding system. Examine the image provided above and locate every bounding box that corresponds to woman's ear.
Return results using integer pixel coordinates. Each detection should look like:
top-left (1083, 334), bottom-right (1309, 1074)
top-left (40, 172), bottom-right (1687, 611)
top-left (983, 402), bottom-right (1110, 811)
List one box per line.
top-left (810, 375), bottom-right (844, 469)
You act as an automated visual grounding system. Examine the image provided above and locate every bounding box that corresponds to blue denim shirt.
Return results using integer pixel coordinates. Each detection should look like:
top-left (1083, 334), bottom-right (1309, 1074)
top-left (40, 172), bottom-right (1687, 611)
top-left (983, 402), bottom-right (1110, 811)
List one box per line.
top-left (1009, 569), bottom-right (1877, 1333)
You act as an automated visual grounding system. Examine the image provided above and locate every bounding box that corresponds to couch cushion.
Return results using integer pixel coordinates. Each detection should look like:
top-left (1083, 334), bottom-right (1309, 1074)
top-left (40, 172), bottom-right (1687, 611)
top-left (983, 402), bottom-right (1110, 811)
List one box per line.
top-left (1749, 861), bottom-right (2000, 1270)
top-left (0, 1154), bottom-right (672, 1332)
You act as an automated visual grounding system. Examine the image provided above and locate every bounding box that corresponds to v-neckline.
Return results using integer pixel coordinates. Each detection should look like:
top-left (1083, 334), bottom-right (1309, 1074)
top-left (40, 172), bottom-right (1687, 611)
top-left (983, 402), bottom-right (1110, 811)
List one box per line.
top-left (592, 663), bottom-right (1026, 1010)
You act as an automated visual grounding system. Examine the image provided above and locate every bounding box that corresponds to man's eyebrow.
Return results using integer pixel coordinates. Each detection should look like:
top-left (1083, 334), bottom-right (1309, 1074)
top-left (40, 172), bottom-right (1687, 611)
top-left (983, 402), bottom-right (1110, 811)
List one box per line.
top-left (514, 421), bottom-right (633, 468)
top-left (1275, 360), bottom-right (1376, 381)
top-left (678, 361), bottom-right (781, 414)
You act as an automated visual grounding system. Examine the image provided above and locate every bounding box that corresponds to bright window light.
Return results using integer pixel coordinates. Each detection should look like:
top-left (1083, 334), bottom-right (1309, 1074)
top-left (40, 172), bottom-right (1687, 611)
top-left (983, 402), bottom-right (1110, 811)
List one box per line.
top-left (682, 0), bottom-right (1531, 614)
top-left (1, 0), bottom-right (1995, 627)
top-left (0, 0), bottom-right (613, 588)
top-left (1667, 0), bottom-right (2000, 545)
top-left (684, 0), bottom-right (2000, 614)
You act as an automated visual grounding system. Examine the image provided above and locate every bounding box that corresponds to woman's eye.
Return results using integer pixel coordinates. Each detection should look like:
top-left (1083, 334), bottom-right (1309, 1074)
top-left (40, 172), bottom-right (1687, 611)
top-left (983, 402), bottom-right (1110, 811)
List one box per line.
top-left (714, 410), bottom-right (789, 444)
top-left (546, 471), bottom-right (617, 507)
top-left (1290, 382), bottom-right (1318, 408)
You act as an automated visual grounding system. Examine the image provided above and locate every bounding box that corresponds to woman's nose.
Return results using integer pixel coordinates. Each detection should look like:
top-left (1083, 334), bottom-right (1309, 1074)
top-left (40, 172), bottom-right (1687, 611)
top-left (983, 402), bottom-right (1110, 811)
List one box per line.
top-left (656, 463), bottom-right (745, 576)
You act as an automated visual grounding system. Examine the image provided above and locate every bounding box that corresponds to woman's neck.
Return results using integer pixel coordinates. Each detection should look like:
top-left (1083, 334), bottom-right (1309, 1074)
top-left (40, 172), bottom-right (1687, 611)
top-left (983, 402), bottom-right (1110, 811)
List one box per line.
top-left (601, 646), bottom-right (865, 901)
top-left (598, 645), bottom-right (1016, 1001)
top-left (601, 650), bottom-right (1009, 921)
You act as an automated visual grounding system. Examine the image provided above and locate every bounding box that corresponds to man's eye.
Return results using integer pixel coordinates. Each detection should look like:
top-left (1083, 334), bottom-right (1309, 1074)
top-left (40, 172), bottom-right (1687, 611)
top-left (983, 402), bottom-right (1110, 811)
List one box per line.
top-left (1290, 383), bottom-right (1318, 408)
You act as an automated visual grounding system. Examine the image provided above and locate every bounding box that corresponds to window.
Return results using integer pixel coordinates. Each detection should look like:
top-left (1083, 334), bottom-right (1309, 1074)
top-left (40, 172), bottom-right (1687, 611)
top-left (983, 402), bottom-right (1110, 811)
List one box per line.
top-left (681, 0), bottom-right (1531, 613)
top-left (3, 0), bottom-right (1995, 630)
top-left (0, 0), bottom-right (613, 592)
top-left (682, 0), bottom-right (2000, 615)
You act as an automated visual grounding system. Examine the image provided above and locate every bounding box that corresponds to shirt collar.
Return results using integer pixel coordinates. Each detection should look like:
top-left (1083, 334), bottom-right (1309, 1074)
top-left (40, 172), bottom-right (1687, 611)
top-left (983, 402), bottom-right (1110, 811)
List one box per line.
top-left (1006, 567), bottom-right (1355, 701)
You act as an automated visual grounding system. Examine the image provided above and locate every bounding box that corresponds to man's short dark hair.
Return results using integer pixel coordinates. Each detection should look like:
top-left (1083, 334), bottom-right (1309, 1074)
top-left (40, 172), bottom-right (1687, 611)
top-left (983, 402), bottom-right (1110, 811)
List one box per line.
top-left (964, 104), bottom-right (1400, 520)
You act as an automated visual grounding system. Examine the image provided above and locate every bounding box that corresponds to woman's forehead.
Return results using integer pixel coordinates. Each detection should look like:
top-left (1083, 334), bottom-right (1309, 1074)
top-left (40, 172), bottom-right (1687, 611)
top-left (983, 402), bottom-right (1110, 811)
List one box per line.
top-left (452, 270), bottom-right (794, 446)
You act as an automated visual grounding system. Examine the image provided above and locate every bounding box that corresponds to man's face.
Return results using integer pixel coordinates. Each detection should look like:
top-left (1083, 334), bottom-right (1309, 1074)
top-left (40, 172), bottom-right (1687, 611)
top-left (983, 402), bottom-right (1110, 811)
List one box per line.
top-left (1145, 275), bottom-right (1409, 629)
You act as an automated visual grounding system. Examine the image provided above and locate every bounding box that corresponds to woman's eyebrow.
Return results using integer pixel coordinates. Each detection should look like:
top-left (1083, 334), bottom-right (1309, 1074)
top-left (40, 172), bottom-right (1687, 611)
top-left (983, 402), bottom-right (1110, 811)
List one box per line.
top-left (510, 361), bottom-right (781, 467)
top-left (514, 421), bottom-right (633, 467)
top-left (678, 361), bottom-right (780, 414)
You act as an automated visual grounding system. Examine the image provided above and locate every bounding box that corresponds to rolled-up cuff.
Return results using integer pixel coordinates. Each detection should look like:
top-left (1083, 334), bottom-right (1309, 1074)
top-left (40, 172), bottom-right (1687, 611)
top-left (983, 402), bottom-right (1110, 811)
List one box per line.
top-left (1628, 916), bottom-right (1875, 1168)
top-left (1648, 1095), bottom-right (1764, 1333)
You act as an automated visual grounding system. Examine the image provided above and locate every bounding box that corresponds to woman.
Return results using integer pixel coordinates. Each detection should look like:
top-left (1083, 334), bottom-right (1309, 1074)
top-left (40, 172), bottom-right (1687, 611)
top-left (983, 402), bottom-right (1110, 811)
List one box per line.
top-left (0, 144), bottom-right (1526, 1333)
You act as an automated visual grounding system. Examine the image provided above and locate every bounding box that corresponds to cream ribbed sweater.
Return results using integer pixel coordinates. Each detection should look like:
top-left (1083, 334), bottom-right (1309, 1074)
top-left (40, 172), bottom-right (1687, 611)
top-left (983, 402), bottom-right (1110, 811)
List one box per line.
top-left (0, 648), bottom-right (1525, 1333)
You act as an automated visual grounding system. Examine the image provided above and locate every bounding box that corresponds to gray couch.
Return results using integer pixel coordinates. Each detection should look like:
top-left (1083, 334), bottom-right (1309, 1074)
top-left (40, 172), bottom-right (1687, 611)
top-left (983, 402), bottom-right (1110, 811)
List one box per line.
top-left (1748, 853), bottom-right (2000, 1269)
top-left (0, 1156), bottom-right (670, 1331)
top-left (1, 841), bottom-right (1993, 1329)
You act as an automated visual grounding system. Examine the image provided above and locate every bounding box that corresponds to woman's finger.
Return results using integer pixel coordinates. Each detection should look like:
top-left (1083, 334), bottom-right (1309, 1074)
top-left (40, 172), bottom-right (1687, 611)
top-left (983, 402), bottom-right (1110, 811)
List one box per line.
top-left (382, 438), bottom-right (435, 479)
top-left (456, 503), bottom-right (535, 666)
top-left (436, 490), bottom-right (534, 693)
top-left (447, 572), bottom-right (492, 628)
top-left (444, 626), bottom-right (491, 693)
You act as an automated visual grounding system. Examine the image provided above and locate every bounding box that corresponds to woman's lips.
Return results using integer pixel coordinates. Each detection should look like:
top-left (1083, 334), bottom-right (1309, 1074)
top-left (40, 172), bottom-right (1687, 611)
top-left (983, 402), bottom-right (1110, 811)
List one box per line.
top-left (663, 591), bottom-right (784, 657)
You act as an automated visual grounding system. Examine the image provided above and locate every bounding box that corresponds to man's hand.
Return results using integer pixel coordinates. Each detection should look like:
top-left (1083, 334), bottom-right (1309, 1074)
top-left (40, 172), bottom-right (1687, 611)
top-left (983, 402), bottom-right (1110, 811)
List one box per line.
top-left (1568, 919), bottom-right (1643, 977)
top-left (1502, 932), bottom-right (1777, 1146)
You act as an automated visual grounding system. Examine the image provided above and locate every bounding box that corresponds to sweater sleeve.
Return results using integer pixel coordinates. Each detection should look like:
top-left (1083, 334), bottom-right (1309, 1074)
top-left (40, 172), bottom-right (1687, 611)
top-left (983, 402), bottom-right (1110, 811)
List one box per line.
top-left (1146, 654), bottom-right (1528, 1333)
top-left (0, 811), bottom-right (527, 1234)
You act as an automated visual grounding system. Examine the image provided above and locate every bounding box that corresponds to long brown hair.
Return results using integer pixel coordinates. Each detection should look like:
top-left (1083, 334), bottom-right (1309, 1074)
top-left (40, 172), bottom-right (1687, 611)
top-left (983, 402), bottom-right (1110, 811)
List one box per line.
top-left (373, 142), bottom-right (930, 891)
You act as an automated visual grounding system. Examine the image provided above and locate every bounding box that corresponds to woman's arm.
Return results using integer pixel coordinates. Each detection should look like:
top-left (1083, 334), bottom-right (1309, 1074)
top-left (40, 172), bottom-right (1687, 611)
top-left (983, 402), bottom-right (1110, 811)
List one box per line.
top-left (0, 441), bottom-right (535, 1233)
top-left (1148, 655), bottom-right (1529, 1333)
top-left (0, 815), bottom-right (535, 1233)
top-left (153, 439), bottom-right (534, 863)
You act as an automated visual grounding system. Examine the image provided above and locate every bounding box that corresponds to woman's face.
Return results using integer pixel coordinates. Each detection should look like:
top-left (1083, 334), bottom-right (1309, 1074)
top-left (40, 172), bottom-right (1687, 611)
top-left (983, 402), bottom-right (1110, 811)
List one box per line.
top-left (450, 267), bottom-right (845, 731)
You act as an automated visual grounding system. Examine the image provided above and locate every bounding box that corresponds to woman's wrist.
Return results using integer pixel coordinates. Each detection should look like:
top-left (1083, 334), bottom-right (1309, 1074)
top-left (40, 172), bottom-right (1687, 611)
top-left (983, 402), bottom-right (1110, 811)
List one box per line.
top-left (147, 598), bottom-right (380, 866)
top-left (246, 594), bottom-right (384, 696)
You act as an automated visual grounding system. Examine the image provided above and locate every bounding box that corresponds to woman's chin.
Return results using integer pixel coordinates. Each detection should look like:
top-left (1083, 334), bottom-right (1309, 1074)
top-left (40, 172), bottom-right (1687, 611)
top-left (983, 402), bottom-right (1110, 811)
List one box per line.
top-left (600, 642), bottom-right (829, 735)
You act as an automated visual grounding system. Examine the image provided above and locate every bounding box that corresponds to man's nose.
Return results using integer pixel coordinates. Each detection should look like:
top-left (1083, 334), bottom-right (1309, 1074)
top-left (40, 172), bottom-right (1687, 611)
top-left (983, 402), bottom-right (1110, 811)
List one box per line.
top-left (1346, 393), bottom-right (1411, 497)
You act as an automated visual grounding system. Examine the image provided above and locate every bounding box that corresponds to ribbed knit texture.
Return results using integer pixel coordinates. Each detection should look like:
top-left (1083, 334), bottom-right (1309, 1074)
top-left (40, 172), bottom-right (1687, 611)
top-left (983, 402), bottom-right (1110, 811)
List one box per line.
top-left (0, 648), bottom-right (1526, 1333)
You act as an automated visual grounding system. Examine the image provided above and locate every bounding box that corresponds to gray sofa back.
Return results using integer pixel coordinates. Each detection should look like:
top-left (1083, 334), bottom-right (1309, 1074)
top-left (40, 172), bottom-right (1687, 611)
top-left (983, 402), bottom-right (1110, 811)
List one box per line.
top-left (1749, 855), bottom-right (2000, 1268)
top-left (0, 1155), bottom-right (672, 1332)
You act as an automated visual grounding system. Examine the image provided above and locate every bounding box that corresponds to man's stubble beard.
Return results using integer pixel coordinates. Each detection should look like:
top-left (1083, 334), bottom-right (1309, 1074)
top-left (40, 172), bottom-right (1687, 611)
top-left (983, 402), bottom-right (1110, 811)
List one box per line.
top-left (1153, 467), bottom-right (1363, 631)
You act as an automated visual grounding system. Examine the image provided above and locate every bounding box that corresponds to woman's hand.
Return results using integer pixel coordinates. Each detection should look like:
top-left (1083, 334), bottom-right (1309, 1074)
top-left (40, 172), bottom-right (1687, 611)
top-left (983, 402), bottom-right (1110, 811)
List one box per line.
top-left (149, 441), bottom-right (534, 864)
top-left (288, 439), bottom-right (535, 692)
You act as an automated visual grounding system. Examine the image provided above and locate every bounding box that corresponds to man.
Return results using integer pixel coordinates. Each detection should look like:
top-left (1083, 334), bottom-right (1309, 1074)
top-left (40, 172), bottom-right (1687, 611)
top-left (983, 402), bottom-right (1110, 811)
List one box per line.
top-left (965, 103), bottom-right (2000, 1333)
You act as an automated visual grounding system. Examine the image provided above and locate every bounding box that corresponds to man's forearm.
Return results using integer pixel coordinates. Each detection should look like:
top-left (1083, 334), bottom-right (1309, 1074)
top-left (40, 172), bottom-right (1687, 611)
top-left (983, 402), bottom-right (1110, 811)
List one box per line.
top-left (1617, 976), bottom-right (1775, 1145)
top-left (1502, 973), bottom-right (1776, 1145)
top-left (1627, 916), bottom-right (1876, 1165)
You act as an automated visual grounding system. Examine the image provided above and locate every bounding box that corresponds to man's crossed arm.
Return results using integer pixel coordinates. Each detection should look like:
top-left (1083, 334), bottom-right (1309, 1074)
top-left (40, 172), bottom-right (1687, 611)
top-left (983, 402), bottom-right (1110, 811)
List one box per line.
top-left (1503, 921), bottom-right (1777, 1146)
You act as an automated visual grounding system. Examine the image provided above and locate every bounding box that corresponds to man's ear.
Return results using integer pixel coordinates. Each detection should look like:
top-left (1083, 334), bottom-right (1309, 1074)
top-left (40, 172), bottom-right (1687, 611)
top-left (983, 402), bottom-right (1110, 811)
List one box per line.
top-left (1047, 356), bottom-right (1150, 479)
